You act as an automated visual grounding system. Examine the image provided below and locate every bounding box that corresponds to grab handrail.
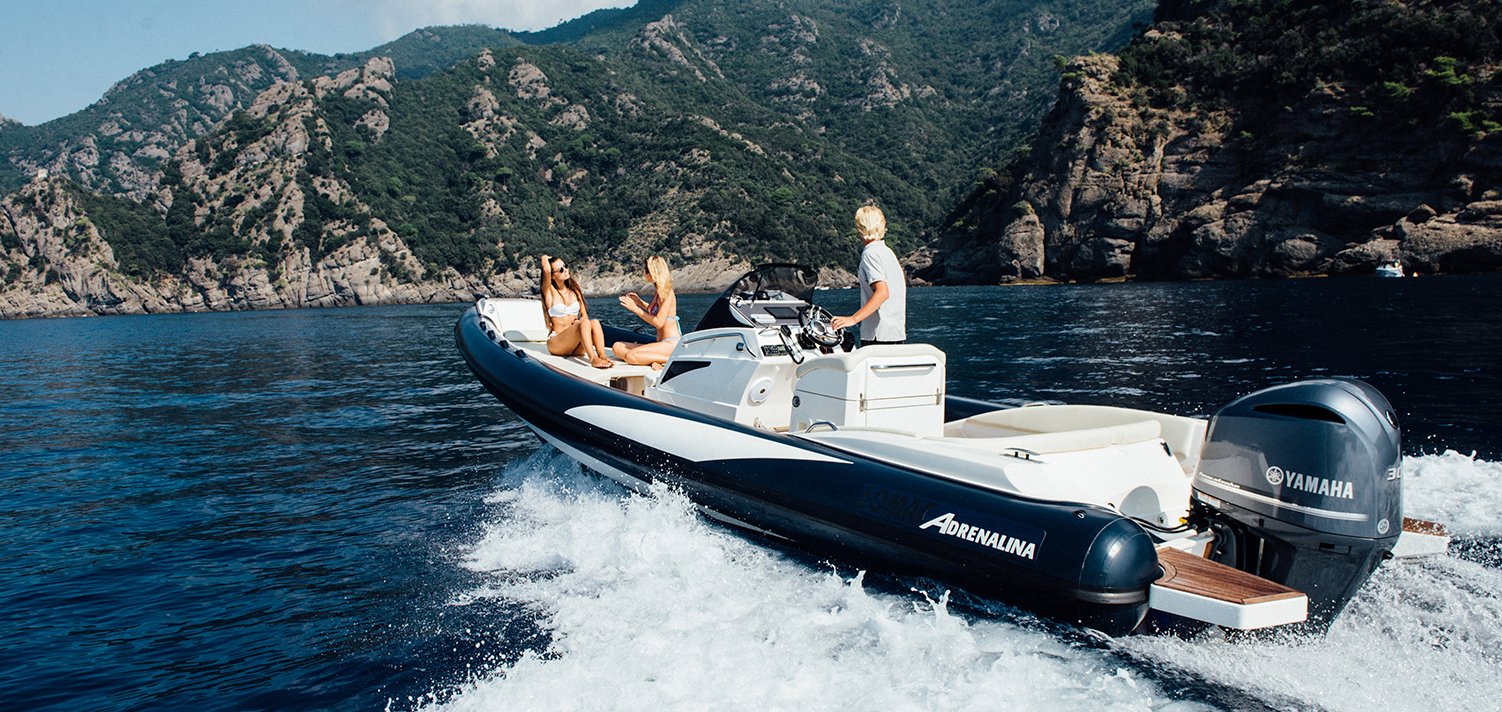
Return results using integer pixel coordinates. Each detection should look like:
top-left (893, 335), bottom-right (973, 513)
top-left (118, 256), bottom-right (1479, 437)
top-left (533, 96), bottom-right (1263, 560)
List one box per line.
top-left (871, 362), bottom-right (937, 371)
top-left (802, 420), bottom-right (839, 433)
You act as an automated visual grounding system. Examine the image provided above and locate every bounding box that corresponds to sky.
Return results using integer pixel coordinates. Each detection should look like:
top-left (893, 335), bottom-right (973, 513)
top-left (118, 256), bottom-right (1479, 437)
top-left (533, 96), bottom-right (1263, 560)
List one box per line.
top-left (0, 0), bottom-right (634, 126)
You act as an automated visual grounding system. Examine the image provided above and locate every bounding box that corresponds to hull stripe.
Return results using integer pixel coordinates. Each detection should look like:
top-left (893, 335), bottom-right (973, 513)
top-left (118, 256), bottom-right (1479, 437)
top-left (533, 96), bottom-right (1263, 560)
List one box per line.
top-left (565, 404), bottom-right (851, 465)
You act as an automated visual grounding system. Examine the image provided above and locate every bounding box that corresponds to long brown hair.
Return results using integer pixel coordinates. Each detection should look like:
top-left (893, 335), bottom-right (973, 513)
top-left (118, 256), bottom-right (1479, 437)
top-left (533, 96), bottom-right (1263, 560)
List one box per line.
top-left (552, 258), bottom-right (587, 309)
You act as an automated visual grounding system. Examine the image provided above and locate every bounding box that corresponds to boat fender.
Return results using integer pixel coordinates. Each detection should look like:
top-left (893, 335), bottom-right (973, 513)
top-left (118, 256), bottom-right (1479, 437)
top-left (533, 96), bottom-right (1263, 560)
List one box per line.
top-left (1077, 517), bottom-right (1160, 592)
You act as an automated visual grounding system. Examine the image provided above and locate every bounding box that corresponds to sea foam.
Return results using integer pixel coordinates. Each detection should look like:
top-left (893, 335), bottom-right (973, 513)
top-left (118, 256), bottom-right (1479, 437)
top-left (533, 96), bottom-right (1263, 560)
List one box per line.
top-left (419, 450), bottom-right (1500, 711)
top-left (1116, 452), bottom-right (1502, 711)
top-left (420, 450), bottom-right (1198, 711)
top-left (1401, 450), bottom-right (1502, 535)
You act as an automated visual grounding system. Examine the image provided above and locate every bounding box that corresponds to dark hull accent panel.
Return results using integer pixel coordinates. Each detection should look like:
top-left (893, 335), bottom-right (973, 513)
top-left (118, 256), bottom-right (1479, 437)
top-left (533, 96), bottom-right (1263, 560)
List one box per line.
top-left (457, 307), bottom-right (1159, 635)
top-left (601, 324), bottom-right (653, 348)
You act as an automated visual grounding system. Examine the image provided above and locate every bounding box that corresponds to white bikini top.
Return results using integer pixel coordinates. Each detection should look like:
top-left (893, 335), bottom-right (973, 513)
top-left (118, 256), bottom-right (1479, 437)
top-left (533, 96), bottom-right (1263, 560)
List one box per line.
top-left (547, 299), bottom-right (580, 318)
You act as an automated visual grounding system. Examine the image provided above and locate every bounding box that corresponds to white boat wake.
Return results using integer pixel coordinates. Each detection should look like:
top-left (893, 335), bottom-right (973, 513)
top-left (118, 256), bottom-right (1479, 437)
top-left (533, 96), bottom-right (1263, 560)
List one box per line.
top-left (1402, 450), bottom-right (1502, 535)
top-left (1116, 451), bottom-right (1502, 711)
top-left (414, 450), bottom-right (1501, 711)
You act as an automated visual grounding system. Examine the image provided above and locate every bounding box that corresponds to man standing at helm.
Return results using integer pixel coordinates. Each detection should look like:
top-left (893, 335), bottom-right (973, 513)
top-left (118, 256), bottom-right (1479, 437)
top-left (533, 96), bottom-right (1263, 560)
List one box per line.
top-left (831, 204), bottom-right (907, 346)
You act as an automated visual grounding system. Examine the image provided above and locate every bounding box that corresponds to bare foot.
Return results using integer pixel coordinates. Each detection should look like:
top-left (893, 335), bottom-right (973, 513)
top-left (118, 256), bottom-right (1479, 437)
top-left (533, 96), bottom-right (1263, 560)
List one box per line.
top-left (591, 356), bottom-right (614, 369)
top-left (650, 362), bottom-right (664, 371)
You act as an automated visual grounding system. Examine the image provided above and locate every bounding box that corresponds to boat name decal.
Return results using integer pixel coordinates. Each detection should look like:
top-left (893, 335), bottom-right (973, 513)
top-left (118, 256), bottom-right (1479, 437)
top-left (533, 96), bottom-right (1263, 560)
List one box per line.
top-left (1266, 466), bottom-right (1354, 500)
top-left (920, 512), bottom-right (1037, 560)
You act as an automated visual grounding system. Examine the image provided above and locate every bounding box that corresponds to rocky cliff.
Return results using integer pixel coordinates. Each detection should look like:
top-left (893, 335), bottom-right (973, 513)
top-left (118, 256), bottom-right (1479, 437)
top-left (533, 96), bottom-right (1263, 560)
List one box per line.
top-left (0, 56), bottom-right (755, 318)
top-left (1, 59), bottom-right (503, 318)
top-left (924, 0), bottom-right (1502, 282)
top-left (2, 0), bottom-right (1153, 319)
top-left (0, 28), bottom-right (532, 200)
top-left (0, 154), bottom-right (506, 320)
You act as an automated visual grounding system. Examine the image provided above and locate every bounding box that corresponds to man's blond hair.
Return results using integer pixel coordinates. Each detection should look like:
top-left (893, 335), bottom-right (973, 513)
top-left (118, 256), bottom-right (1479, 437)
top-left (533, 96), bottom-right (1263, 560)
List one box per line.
top-left (855, 204), bottom-right (887, 240)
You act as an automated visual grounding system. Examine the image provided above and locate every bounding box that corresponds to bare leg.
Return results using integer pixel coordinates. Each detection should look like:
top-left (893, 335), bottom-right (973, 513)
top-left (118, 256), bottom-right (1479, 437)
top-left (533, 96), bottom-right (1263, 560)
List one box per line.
top-left (612, 341), bottom-right (642, 360)
top-left (587, 319), bottom-right (613, 368)
top-left (570, 322), bottom-right (592, 361)
top-left (568, 320), bottom-right (609, 369)
top-left (621, 340), bottom-right (676, 369)
top-left (547, 325), bottom-right (583, 358)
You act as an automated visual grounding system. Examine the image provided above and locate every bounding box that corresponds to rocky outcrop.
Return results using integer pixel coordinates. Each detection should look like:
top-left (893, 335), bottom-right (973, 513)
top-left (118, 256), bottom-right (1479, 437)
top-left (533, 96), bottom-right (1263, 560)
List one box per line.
top-left (926, 27), bottom-right (1502, 282)
top-left (1394, 199), bottom-right (1502, 273)
top-left (4, 45), bottom-right (310, 201)
top-left (313, 56), bottom-right (395, 106)
top-left (0, 174), bottom-right (139, 317)
top-left (508, 60), bottom-right (556, 101)
top-left (0, 166), bottom-right (765, 318)
top-left (631, 15), bottom-right (725, 83)
top-left (0, 171), bottom-right (512, 319)
top-left (855, 39), bottom-right (934, 110)
top-left (3, 2), bottom-right (1181, 317)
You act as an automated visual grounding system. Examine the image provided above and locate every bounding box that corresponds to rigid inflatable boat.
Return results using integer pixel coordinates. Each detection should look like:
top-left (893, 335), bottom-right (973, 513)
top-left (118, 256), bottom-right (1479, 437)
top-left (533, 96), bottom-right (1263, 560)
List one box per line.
top-left (456, 265), bottom-right (1449, 636)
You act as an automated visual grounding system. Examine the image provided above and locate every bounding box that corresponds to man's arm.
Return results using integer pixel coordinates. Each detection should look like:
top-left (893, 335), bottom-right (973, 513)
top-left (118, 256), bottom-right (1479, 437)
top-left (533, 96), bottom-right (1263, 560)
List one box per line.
top-left (831, 280), bottom-right (888, 330)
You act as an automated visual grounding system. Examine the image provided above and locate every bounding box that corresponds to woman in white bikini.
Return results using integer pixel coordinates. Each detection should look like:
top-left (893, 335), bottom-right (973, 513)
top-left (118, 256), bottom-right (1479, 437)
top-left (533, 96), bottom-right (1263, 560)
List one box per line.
top-left (540, 255), bottom-right (613, 369)
top-left (612, 255), bottom-right (680, 370)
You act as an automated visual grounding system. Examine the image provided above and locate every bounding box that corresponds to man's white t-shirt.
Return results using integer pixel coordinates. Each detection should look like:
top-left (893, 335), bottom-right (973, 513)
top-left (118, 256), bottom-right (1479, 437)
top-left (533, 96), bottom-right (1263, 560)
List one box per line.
top-left (858, 239), bottom-right (906, 342)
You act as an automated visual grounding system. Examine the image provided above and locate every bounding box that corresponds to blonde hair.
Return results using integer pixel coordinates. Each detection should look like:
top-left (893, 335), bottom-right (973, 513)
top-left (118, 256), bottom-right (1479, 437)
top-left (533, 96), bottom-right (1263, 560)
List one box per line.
top-left (645, 255), bottom-right (674, 292)
top-left (855, 204), bottom-right (887, 240)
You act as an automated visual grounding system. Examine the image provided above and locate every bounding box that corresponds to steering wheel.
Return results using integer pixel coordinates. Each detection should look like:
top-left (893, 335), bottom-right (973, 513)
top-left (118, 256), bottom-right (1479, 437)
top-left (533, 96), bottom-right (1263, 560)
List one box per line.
top-left (799, 305), bottom-right (844, 349)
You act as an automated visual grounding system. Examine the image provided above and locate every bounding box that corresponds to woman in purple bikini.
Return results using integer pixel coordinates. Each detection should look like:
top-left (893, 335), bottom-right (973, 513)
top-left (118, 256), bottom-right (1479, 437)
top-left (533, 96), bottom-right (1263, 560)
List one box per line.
top-left (612, 255), bottom-right (680, 370)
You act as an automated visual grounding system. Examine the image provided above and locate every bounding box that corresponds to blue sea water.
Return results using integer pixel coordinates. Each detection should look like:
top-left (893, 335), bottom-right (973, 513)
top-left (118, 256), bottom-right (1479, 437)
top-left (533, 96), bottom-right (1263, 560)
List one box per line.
top-left (1, 275), bottom-right (1499, 711)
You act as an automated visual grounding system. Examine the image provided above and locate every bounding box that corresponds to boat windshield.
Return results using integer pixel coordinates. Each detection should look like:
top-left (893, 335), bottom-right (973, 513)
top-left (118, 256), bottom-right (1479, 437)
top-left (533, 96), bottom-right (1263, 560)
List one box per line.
top-left (694, 263), bottom-right (820, 331)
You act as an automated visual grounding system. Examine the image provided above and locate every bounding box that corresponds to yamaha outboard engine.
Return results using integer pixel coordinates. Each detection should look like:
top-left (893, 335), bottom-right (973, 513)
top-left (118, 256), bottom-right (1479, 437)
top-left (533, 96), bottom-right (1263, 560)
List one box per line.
top-left (1193, 379), bottom-right (1402, 629)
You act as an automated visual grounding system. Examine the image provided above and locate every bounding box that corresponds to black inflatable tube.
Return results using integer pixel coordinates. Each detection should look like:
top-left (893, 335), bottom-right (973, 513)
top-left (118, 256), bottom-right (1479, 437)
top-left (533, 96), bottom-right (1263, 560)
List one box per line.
top-left (458, 308), bottom-right (1160, 634)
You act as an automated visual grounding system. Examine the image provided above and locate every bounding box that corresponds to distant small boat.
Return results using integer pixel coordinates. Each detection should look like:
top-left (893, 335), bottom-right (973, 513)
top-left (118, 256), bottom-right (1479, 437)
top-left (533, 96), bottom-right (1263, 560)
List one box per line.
top-left (1376, 261), bottom-right (1405, 278)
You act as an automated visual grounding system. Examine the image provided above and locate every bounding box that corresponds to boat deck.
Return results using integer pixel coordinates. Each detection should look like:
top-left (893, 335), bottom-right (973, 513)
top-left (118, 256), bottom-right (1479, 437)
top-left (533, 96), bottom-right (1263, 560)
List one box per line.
top-left (1155, 548), bottom-right (1303, 606)
top-left (513, 340), bottom-right (661, 394)
top-left (1149, 547), bottom-right (1307, 629)
top-left (1392, 516), bottom-right (1451, 558)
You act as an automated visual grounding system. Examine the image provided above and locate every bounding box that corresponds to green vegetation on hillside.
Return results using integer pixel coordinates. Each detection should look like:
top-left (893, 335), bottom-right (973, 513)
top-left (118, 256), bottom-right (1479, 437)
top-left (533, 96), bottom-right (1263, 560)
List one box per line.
top-left (318, 44), bottom-right (885, 273)
top-left (9, 0), bottom-right (1163, 284)
top-left (0, 27), bottom-right (529, 195)
top-left (1116, 0), bottom-right (1502, 139)
top-left (75, 190), bottom-right (179, 278)
top-left (77, 179), bottom-right (257, 279)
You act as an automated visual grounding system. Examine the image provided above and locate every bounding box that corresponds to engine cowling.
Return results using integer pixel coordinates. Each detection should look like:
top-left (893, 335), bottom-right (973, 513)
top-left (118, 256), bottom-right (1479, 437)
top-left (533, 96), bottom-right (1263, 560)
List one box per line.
top-left (1193, 379), bottom-right (1402, 627)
